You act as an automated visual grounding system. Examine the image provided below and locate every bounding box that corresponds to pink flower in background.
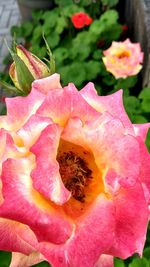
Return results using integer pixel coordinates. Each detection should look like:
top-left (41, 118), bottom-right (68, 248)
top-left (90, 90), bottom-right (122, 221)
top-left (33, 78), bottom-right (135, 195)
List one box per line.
top-left (71, 12), bottom-right (93, 29)
top-left (0, 74), bottom-right (150, 267)
top-left (102, 39), bottom-right (144, 79)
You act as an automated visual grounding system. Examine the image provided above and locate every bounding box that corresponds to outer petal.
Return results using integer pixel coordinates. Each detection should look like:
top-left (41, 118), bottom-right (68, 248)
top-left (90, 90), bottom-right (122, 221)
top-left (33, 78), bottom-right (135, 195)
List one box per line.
top-left (80, 84), bottom-right (133, 132)
top-left (0, 218), bottom-right (38, 254)
top-left (37, 83), bottom-right (99, 126)
top-left (95, 255), bottom-right (114, 267)
top-left (32, 73), bottom-right (62, 94)
top-left (31, 124), bottom-right (71, 204)
top-left (38, 195), bottom-right (115, 267)
top-left (137, 138), bottom-right (150, 204)
top-left (108, 182), bottom-right (148, 258)
top-left (10, 252), bottom-right (45, 267)
top-left (0, 88), bottom-right (45, 131)
top-left (0, 157), bottom-right (73, 244)
top-left (63, 113), bottom-right (140, 181)
top-left (133, 123), bottom-right (150, 141)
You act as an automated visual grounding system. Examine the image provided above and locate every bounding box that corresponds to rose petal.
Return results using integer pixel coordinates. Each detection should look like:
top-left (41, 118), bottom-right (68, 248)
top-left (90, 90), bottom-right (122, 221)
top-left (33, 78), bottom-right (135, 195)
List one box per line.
top-left (38, 195), bottom-right (114, 267)
top-left (10, 251), bottom-right (45, 267)
top-left (133, 123), bottom-right (150, 141)
top-left (80, 84), bottom-right (133, 132)
top-left (0, 88), bottom-right (45, 131)
top-left (37, 83), bottom-right (99, 126)
top-left (109, 182), bottom-right (148, 258)
top-left (31, 124), bottom-right (71, 204)
top-left (32, 73), bottom-right (62, 94)
top-left (0, 157), bottom-right (72, 244)
top-left (95, 255), bottom-right (114, 267)
top-left (0, 218), bottom-right (38, 254)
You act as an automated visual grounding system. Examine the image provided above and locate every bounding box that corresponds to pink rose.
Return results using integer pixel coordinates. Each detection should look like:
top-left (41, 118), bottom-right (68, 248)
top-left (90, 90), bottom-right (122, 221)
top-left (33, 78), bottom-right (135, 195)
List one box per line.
top-left (0, 74), bottom-right (149, 267)
top-left (102, 39), bottom-right (144, 79)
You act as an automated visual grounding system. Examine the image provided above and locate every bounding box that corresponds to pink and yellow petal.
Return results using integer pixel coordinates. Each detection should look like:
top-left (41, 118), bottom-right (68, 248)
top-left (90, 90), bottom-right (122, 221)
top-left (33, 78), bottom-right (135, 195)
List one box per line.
top-left (0, 88), bottom-right (45, 131)
top-left (80, 85), bottom-right (133, 132)
top-left (0, 157), bottom-right (72, 244)
top-left (95, 255), bottom-right (114, 267)
top-left (133, 123), bottom-right (150, 141)
top-left (37, 83), bottom-right (99, 126)
top-left (10, 251), bottom-right (45, 267)
top-left (38, 195), bottom-right (114, 267)
top-left (18, 114), bottom-right (52, 148)
top-left (108, 182), bottom-right (148, 258)
top-left (31, 123), bottom-right (71, 204)
top-left (0, 218), bottom-right (38, 254)
top-left (32, 73), bottom-right (62, 94)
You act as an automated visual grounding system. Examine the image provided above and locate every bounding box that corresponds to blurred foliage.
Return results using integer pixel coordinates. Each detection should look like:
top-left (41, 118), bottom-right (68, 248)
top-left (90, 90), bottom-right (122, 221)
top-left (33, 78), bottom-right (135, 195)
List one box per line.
top-left (10, 1), bottom-right (122, 90)
top-left (0, 0), bottom-right (150, 267)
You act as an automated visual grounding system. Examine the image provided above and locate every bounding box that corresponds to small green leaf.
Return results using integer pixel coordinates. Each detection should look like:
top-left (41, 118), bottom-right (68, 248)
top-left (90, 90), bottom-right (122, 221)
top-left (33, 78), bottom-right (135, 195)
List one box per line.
top-left (115, 76), bottom-right (138, 90)
top-left (143, 247), bottom-right (150, 260)
top-left (139, 87), bottom-right (150, 100)
top-left (85, 60), bottom-right (101, 80)
top-left (0, 251), bottom-right (11, 267)
top-left (114, 258), bottom-right (125, 267)
top-left (46, 32), bottom-right (60, 49)
top-left (129, 257), bottom-right (149, 267)
top-left (0, 80), bottom-right (23, 95)
top-left (101, 0), bottom-right (119, 8)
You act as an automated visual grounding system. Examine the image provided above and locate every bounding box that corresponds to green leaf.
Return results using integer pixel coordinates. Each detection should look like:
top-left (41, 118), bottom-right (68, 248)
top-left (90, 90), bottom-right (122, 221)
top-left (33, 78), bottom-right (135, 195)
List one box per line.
top-left (46, 32), bottom-right (60, 49)
top-left (141, 99), bottom-right (150, 113)
top-left (139, 87), bottom-right (150, 113)
top-left (115, 76), bottom-right (138, 90)
top-left (54, 47), bottom-right (68, 64)
top-left (63, 5), bottom-right (83, 17)
top-left (0, 80), bottom-right (22, 95)
top-left (21, 21), bottom-right (34, 37)
top-left (123, 96), bottom-right (141, 120)
top-left (55, 17), bottom-right (67, 34)
top-left (132, 115), bottom-right (148, 123)
top-left (101, 0), bottom-right (119, 8)
top-left (69, 42), bottom-right (91, 60)
top-left (146, 129), bottom-right (150, 152)
top-left (0, 251), bottom-right (11, 267)
top-left (59, 62), bottom-right (86, 87)
top-left (11, 25), bottom-right (23, 38)
top-left (89, 10), bottom-right (121, 42)
top-left (42, 10), bottom-right (58, 28)
top-left (114, 258), bottom-right (125, 267)
top-left (85, 60), bottom-right (101, 80)
top-left (143, 247), bottom-right (150, 260)
top-left (55, 0), bottom-right (73, 7)
top-left (139, 87), bottom-right (150, 100)
top-left (33, 26), bottom-right (43, 41)
top-left (129, 257), bottom-right (149, 267)
top-left (92, 50), bottom-right (103, 60)
top-left (102, 74), bottom-right (116, 86)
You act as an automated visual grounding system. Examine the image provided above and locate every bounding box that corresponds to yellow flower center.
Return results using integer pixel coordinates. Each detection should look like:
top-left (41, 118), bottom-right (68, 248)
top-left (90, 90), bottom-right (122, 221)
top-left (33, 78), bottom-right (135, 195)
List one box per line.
top-left (57, 140), bottom-right (104, 218)
top-left (117, 50), bottom-right (130, 59)
top-left (57, 151), bottom-right (93, 202)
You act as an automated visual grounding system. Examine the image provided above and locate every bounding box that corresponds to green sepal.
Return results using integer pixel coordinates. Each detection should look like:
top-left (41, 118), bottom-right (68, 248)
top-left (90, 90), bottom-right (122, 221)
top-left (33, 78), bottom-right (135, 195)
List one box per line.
top-left (0, 80), bottom-right (25, 96)
top-left (5, 40), bottom-right (34, 94)
top-left (13, 53), bottom-right (34, 94)
top-left (43, 34), bottom-right (55, 74)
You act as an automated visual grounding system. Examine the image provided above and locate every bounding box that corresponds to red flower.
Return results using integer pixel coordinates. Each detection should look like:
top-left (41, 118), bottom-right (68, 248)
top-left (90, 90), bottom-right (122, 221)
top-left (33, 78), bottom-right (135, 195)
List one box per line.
top-left (71, 12), bottom-right (93, 29)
